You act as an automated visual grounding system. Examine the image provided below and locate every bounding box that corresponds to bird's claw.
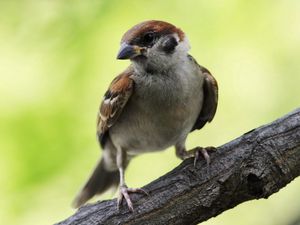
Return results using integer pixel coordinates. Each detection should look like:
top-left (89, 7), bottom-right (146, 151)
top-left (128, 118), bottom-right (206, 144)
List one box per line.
top-left (193, 146), bottom-right (216, 174)
top-left (117, 185), bottom-right (149, 212)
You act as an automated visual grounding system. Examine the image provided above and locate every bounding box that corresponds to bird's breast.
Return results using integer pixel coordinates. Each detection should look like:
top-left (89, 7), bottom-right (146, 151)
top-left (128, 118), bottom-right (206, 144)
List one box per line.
top-left (109, 69), bottom-right (204, 154)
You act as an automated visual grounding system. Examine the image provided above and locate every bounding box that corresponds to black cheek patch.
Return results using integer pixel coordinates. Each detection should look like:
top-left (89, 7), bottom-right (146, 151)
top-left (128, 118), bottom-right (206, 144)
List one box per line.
top-left (161, 36), bottom-right (178, 54)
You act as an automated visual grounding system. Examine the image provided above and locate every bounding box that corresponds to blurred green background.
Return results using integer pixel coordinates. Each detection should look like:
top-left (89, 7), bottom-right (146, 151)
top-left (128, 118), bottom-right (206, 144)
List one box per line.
top-left (1, 0), bottom-right (300, 224)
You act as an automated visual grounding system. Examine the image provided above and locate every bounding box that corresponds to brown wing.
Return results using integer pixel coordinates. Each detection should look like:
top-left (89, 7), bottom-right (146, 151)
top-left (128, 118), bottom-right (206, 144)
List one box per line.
top-left (97, 66), bottom-right (134, 147)
top-left (190, 56), bottom-right (218, 131)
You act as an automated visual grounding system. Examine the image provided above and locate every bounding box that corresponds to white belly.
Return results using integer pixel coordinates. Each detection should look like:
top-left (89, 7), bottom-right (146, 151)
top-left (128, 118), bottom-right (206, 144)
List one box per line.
top-left (109, 68), bottom-right (204, 155)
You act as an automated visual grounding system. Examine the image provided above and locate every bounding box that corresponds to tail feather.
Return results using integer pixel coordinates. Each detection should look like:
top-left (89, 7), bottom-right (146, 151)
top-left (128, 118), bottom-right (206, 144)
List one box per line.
top-left (72, 158), bottom-right (119, 208)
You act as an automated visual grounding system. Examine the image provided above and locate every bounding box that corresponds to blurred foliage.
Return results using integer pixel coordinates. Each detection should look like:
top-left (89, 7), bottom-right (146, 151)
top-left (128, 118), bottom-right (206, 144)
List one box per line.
top-left (0, 0), bottom-right (300, 224)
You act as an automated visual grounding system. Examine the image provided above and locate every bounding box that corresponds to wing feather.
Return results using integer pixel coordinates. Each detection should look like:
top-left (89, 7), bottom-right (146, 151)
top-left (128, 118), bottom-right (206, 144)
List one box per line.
top-left (190, 56), bottom-right (218, 131)
top-left (97, 67), bottom-right (134, 147)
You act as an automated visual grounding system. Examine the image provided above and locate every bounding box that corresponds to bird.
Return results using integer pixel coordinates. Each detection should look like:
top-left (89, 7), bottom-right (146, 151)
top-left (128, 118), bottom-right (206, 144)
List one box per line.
top-left (73, 20), bottom-right (218, 212)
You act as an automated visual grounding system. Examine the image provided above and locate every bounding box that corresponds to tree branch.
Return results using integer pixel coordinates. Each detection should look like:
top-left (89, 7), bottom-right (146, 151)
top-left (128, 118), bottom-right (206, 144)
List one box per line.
top-left (57, 108), bottom-right (300, 225)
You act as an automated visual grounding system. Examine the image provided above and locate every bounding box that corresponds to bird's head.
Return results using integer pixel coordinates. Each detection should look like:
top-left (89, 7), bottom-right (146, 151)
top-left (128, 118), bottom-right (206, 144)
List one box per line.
top-left (117, 20), bottom-right (190, 73)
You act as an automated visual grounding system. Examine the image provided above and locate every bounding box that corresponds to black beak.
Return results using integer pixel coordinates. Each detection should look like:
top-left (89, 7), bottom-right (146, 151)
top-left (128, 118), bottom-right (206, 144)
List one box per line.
top-left (117, 43), bottom-right (141, 60)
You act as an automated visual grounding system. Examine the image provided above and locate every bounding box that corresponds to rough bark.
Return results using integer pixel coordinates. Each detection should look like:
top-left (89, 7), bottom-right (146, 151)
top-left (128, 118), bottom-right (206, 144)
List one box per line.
top-left (57, 108), bottom-right (300, 225)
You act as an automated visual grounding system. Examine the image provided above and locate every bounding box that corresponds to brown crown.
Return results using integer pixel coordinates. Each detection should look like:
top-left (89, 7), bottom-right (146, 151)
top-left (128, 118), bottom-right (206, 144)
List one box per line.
top-left (121, 20), bottom-right (185, 44)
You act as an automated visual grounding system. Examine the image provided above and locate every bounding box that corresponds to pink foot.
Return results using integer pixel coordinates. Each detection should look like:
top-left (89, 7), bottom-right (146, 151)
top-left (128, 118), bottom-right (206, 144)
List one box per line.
top-left (117, 185), bottom-right (149, 212)
top-left (194, 146), bottom-right (216, 173)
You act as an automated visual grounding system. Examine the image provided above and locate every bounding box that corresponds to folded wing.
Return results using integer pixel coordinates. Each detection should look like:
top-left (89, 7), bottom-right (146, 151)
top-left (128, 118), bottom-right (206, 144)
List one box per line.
top-left (97, 66), bottom-right (134, 147)
top-left (190, 56), bottom-right (218, 131)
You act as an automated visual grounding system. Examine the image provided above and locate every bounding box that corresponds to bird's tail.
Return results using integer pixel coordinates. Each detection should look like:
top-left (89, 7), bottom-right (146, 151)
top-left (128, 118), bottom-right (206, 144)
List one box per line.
top-left (72, 157), bottom-right (119, 208)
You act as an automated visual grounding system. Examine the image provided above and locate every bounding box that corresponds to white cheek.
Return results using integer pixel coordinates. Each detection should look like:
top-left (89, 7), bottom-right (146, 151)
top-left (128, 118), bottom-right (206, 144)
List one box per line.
top-left (134, 35), bottom-right (191, 72)
top-left (175, 36), bottom-right (190, 55)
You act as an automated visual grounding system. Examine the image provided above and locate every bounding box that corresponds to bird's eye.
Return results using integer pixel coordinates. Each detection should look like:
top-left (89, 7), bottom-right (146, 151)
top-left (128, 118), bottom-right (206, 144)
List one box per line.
top-left (143, 32), bottom-right (155, 44)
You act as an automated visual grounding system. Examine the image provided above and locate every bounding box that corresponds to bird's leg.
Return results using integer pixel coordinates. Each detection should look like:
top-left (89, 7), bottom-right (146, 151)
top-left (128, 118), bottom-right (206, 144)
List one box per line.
top-left (175, 143), bottom-right (216, 173)
top-left (116, 148), bottom-right (148, 212)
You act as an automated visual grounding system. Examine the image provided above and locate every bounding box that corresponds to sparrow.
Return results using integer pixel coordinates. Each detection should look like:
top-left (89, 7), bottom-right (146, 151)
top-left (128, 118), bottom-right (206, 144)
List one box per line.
top-left (73, 20), bottom-right (218, 211)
